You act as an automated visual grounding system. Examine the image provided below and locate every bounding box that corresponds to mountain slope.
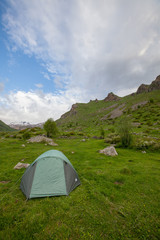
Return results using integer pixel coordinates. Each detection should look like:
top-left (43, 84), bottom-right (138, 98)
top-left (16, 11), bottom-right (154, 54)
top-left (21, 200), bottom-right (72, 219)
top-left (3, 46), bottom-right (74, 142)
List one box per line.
top-left (56, 76), bottom-right (160, 136)
top-left (0, 120), bottom-right (15, 132)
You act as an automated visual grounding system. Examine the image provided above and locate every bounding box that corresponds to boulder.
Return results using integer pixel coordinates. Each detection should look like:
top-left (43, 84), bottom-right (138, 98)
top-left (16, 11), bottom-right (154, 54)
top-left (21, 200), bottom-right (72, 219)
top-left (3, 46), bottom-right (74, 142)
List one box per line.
top-left (14, 162), bottom-right (30, 169)
top-left (99, 146), bottom-right (118, 156)
top-left (28, 135), bottom-right (58, 146)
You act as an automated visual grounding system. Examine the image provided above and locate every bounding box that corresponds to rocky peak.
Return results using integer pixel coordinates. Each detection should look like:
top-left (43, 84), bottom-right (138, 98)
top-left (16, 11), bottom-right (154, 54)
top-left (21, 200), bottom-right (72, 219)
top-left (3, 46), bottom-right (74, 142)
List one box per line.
top-left (148, 75), bottom-right (160, 91)
top-left (136, 84), bottom-right (149, 94)
top-left (104, 92), bottom-right (120, 102)
top-left (136, 75), bottom-right (160, 94)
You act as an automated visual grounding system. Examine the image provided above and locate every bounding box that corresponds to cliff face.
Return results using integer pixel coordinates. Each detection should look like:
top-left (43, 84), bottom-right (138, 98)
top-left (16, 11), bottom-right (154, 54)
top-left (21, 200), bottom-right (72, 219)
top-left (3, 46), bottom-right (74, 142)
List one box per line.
top-left (136, 75), bottom-right (160, 94)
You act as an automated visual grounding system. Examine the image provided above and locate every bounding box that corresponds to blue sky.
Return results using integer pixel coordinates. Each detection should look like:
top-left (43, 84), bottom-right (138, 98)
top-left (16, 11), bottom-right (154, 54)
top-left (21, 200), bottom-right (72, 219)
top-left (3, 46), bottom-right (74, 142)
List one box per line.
top-left (0, 0), bottom-right (160, 124)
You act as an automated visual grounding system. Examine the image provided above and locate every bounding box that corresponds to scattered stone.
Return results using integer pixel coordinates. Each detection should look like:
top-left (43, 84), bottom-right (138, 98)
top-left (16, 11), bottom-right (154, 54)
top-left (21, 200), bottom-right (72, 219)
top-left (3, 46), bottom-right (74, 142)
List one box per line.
top-left (71, 151), bottom-right (75, 154)
top-left (14, 162), bottom-right (30, 169)
top-left (81, 139), bottom-right (86, 142)
top-left (21, 144), bottom-right (25, 147)
top-left (21, 159), bottom-right (25, 162)
top-left (28, 135), bottom-right (58, 146)
top-left (99, 146), bottom-right (118, 156)
top-left (142, 151), bottom-right (146, 154)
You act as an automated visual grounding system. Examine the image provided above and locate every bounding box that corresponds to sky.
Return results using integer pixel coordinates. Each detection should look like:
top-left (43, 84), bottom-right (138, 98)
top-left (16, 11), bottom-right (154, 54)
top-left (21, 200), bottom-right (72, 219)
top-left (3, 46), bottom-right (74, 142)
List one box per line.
top-left (0, 0), bottom-right (160, 124)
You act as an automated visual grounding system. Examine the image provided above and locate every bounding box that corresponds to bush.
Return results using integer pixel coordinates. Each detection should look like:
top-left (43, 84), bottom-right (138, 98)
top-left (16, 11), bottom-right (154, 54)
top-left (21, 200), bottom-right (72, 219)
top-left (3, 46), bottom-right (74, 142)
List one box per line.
top-left (100, 127), bottom-right (105, 139)
top-left (44, 118), bottom-right (59, 138)
top-left (22, 132), bottom-right (31, 140)
top-left (149, 98), bottom-right (154, 104)
top-left (117, 117), bottom-right (132, 147)
top-left (104, 134), bottom-right (120, 144)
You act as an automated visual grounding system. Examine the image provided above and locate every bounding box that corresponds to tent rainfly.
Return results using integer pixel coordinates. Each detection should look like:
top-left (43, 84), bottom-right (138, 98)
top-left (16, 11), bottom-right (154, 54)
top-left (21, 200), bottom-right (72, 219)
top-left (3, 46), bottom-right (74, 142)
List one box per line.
top-left (20, 150), bottom-right (80, 199)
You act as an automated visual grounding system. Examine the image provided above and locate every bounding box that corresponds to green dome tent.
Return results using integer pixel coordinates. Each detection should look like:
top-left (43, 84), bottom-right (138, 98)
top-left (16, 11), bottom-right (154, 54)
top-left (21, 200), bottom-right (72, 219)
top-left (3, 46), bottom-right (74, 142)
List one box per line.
top-left (20, 150), bottom-right (80, 200)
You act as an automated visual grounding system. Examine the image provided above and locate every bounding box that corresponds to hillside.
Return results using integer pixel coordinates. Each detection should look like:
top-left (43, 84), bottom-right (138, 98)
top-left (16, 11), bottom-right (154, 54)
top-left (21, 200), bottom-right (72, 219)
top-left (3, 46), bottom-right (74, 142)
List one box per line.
top-left (0, 120), bottom-right (15, 132)
top-left (56, 76), bottom-right (160, 138)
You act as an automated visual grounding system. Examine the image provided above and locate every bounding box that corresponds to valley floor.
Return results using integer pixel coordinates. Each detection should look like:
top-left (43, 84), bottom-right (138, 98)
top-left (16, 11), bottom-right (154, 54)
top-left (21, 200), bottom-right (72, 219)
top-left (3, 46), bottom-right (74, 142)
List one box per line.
top-left (0, 138), bottom-right (160, 240)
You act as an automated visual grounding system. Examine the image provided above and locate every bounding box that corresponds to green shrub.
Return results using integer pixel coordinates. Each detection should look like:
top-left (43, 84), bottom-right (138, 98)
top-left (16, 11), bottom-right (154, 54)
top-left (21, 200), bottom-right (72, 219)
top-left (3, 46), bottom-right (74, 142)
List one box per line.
top-left (22, 132), bottom-right (31, 140)
top-left (117, 117), bottom-right (132, 148)
top-left (100, 127), bottom-right (105, 139)
top-left (149, 98), bottom-right (154, 104)
top-left (104, 133), bottom-right (120, 144)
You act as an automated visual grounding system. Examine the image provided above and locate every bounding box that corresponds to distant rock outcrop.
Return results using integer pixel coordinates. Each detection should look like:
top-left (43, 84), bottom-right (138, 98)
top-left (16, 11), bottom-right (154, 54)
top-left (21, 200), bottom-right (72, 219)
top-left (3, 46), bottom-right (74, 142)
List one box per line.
top-left (136, 84), bottom-right (149, 94)
top-left (136, 75), bottom-right (160, 94)
top-left (148, 75), bottom-right (160, 91)
top-left (104, 92), bottom-right (120, 102)
top-left (61, 103), bottom-right (78, 119)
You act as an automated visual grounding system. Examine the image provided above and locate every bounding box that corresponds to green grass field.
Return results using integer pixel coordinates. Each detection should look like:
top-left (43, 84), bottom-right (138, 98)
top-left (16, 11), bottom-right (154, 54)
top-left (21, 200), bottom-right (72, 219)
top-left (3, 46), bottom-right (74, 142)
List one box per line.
top-left (0, 137), bottom-right (160, 239)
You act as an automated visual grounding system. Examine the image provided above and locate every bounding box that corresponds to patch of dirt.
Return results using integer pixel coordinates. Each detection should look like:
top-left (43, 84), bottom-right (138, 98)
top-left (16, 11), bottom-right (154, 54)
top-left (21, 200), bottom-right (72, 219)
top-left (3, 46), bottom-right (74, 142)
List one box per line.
top-left (0, 181), bottom-right (10, 184)
top-left (114, 181), bottom-right (123, 185)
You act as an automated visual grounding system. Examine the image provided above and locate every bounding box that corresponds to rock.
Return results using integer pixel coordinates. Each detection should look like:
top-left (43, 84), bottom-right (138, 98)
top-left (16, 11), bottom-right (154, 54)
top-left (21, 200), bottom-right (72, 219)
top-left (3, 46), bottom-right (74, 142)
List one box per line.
top-left (99, 146), bottom-right (118, 156)
top-left (142, 151), bottom-right (146, 154)
top-left (81, 139), bottom-right (86, 142)
top-left (21, 144), bottom-right (25, 147)
top-left (28, 135), bottom-right (58, 146)
top-left (14, 162), bottom-right (30, 169)
top-left (104, 92), bottom-right (120, 102)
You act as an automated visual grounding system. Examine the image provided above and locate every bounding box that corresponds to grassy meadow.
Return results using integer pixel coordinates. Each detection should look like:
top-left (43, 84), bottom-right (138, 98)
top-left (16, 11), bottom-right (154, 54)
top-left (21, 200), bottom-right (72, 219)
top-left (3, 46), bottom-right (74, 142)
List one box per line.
top-left (0, 136), bottom-right (160, 239)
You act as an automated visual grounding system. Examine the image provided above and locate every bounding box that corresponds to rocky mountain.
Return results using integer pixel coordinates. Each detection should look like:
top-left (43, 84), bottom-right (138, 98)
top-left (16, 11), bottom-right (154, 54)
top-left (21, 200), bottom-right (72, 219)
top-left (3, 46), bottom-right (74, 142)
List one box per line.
top-left (136, 75), bottom-right (160, 94)
top-left (9, 122), bottom-right (43, 130)
top-left (56, 75), bottom-right (160, 134)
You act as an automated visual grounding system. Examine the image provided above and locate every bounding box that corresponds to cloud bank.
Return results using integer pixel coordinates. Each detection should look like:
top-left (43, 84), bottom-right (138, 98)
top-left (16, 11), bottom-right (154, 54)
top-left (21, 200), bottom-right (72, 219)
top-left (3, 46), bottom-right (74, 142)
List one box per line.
top-left (1, 0), bottom-right (160, 123)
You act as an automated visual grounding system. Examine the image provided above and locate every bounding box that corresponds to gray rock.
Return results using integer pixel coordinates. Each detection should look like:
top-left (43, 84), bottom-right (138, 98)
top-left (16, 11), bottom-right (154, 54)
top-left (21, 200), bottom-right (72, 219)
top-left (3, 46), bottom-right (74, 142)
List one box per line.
top-left (14, 162), bottom-right (30, 169)
top-left (28, 135), bottom-right (58, 146)
top-left (99, 146), bottom-right (118, 156)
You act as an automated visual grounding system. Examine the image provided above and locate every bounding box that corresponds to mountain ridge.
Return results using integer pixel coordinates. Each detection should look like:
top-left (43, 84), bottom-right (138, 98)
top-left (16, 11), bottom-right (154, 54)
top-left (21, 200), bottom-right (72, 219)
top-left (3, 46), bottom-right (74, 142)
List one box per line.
top-left (56, 75), bottom-right (160, 135)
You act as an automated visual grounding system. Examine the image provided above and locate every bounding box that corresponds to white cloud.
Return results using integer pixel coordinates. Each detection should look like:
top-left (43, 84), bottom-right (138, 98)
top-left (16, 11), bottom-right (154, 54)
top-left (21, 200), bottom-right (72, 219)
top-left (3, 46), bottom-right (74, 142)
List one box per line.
top-left (1, 0), bottom-right (160, 123)
top-left (0, 88), bottom-right (88, 124)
